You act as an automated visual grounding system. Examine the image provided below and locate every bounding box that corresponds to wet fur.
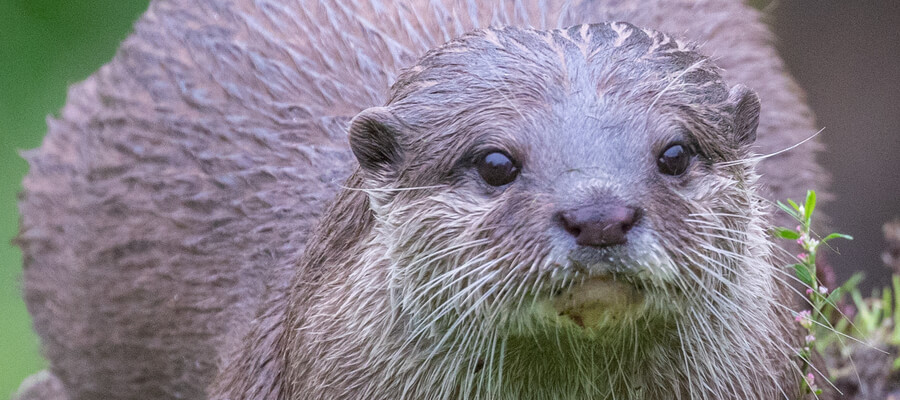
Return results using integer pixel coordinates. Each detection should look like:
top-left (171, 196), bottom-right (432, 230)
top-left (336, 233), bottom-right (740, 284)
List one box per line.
top-left (17, 0), bottom-right (825, 399)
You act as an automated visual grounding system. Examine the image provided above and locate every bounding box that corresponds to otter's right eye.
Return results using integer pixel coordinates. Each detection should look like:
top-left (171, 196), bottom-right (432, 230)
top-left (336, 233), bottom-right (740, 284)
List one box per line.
top-left (657, 144), bottom-right (692, 176)
top-left (477, 151), bottom-right (519, 186)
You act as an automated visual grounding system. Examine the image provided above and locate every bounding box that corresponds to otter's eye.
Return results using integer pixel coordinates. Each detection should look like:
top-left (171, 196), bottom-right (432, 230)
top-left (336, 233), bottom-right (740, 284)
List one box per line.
top-left (477, 151), bottom-right (519, 186)
top-left (657, 144), bottom-right (692, 176)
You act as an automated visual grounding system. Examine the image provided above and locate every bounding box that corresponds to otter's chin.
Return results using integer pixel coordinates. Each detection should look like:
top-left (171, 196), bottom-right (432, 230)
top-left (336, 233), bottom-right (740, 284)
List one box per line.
top-left (550, 276), bottom-right (645, 329)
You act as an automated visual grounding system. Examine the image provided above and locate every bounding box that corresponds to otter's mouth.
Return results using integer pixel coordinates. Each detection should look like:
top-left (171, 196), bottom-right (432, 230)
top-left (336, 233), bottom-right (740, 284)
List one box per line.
top-left (551, 274), bottom-right (645, 328)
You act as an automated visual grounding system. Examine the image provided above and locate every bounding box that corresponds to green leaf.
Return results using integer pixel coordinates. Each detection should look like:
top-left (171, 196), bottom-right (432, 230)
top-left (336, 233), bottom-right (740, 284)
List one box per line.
top-left (775, 200), bottom-right (800, 219)
top-left (840, 272), bottom-right (865, 294)
top-left (851, 288), bottom-right (877, 333)
top-left (787, 198), bottom-right (800, 212)
top-left (893, 275), bottom-right (900, 345)
top-left (834, 314), bottom-right (850, 334)
top-left (793, 263), bottom-right (814, 287)
top-left (774, 227), bottom-right (801, 240)
top-left (825, 287), bottom-right (843, 306)
top-left (883, 285), bottom-right (893, 322)
top-left (804, 190), bottom-right (816, 223)
top-left (822, 233), bottom-right (853, 242)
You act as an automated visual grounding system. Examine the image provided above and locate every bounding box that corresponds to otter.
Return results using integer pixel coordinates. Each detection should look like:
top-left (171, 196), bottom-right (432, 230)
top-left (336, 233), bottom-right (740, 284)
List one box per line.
top-left (16, 0), bottom-right (827, 399)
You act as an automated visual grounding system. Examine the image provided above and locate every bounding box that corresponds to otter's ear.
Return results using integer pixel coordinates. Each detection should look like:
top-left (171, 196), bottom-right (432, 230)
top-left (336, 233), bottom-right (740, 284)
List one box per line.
top-left (348, 107), bottom-right (404, 181)
top-left (727, 84), bottom-right (761, 148)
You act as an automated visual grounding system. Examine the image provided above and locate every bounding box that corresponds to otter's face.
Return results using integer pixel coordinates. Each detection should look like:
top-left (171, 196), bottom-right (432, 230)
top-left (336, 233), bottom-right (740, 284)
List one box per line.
top-left (348, 23), bottom-right (764, 340)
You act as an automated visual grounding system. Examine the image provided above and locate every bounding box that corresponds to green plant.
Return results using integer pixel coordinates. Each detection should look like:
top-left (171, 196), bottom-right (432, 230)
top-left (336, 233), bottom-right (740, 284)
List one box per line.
top-left (833, 274), bottom-right (900, 369)
top-left (774, 190), bottom-right (852, 396)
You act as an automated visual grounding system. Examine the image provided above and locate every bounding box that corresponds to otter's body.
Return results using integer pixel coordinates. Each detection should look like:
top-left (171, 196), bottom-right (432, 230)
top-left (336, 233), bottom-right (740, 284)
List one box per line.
top-left (17, 1), bottom-right (824, 399)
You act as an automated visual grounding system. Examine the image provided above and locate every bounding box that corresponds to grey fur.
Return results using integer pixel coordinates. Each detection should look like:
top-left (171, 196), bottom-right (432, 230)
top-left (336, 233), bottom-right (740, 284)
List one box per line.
top-left (13, 371), bottom-right (65, 400)
top-left (17, 0), bottom-right (825, 399)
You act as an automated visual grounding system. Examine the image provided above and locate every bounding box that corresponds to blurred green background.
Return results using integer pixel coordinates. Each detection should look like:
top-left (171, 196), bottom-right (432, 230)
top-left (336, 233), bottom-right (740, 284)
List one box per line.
top-left (0, 1), bottom-right (148, 397)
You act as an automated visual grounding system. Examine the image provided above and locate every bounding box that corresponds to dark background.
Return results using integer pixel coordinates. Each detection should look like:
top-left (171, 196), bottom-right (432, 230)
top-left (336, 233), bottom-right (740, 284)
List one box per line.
top-left (1, 1), bottom-right (897, 396)
top-left (771, 1), bottom-right (900, 291)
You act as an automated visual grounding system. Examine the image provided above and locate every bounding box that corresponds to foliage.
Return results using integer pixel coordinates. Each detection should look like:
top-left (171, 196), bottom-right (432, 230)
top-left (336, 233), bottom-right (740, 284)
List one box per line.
top-left (775, 190), bottom-right (853, 396)
top-left (777, 190), bottom-right (900, 398)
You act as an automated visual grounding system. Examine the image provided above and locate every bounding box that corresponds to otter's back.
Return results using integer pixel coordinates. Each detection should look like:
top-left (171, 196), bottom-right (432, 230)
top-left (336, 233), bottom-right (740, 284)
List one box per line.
top-left (17, 0), bottom-right (822, 398)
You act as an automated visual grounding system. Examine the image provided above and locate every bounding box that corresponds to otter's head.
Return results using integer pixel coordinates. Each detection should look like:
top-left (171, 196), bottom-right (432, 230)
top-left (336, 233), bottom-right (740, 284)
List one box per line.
top-left (346, 23), bottom-right (777, 390)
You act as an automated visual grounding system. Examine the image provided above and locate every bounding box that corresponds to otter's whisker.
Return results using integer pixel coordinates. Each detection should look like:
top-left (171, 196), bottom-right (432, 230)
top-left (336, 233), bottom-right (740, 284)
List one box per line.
top-left (717, 127), bottom-right (825, 167)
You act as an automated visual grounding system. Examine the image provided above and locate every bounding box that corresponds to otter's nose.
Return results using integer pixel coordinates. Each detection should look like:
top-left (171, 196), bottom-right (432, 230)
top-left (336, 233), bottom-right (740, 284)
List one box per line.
top-left (557, 205), bottom-right (641, 248)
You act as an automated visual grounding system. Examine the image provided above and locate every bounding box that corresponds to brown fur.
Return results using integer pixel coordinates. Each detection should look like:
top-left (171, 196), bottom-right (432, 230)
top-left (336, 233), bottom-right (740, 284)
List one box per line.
top-left (16, 0), bottom-right (825, 399)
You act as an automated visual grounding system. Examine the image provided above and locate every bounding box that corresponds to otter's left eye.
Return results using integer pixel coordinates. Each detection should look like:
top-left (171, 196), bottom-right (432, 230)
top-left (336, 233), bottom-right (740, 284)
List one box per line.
top-left (657, 144), bottom-right (692, 176)
top-left (477, 151), bottom-right (519, 186)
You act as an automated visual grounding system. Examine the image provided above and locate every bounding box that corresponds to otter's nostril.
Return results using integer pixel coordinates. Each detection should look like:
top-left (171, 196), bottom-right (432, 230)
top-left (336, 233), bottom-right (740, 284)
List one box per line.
top-left (557, 205), bottom-right (640, 248)
top-left (558, 211), bottom-right (582, 238)
top-left (621, 207), bottom-right (643, 233)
